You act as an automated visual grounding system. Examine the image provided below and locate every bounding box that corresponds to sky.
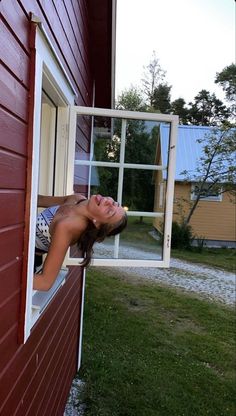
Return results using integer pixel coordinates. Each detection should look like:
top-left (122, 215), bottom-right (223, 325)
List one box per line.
top-left (115, 0), bottom-right (235, 104)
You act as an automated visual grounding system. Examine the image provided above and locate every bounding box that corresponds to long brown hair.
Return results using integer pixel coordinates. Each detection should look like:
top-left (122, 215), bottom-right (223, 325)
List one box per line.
top-left (77, 212), bottom-right (128, 267)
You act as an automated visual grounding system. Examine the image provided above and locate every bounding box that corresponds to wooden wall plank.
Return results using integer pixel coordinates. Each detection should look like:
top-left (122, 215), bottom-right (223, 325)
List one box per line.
top-left (52, 0), bottom-right (90, 89)
top-left (0, 325), bottom-right (19, 376)
top-left (0, 293), bottom-right (21, 340)
top-left (64, 0), bottom-right (90, 69)
top-left (1, 19), bottom-right (30, 87)
top-left (0, 260), bottom-right (22, 306)
top-left (0, 226), bottom-right (24, 268)
top-left (1, 0), bottom-right (30, 50)
top-left (77, 0), bottom-right (91, 46)
top-left (0, 191), bottom-right (25, 227)
top-left (0, 64), bottom-right (28, 122)
top-left (0, 108), bottom-right (27, 156)
top-left (0, 150), bottom-right (26, 189)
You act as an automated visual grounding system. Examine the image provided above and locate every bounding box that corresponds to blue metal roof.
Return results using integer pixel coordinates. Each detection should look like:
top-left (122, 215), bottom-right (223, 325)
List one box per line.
top-left (160, 124), bottom-right (217, 181)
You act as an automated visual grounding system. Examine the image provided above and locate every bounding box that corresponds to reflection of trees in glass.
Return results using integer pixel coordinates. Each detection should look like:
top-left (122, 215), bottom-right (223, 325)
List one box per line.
top-left (93, 116), bottom-right (159, 212)
top-left (122, 120), bottom-right (157, 212)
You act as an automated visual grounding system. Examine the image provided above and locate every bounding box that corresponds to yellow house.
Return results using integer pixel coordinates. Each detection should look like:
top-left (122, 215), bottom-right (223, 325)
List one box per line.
top-left (154, 124), bottom-right (236, 247)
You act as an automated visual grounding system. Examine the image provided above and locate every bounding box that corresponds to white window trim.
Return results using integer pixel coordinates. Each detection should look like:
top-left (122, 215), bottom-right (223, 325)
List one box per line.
top-left (23, 26), bottom-right (75, 343)
top-left (191, 183), bottom-right (222, 202)
top-left (64, 106), bottom-right (178, 268)
top-left (159, 181), bottom-right (164, 208)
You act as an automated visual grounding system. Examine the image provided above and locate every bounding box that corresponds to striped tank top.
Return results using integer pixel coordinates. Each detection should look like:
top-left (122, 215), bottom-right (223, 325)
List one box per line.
top-left (35, 197), bottom-right (87, 252)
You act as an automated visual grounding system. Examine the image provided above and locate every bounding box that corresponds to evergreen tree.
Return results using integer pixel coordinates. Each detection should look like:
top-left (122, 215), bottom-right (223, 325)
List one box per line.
top-left (152, 84), bottom-right (172, 113)
top-left (171, 98), bottom-right (189, 124)
top-left (215, 63), bottom-right (236, 103)
top-left (187, 89), bottom-right (230, 125)
top-left (215, 63), bottom-right (236, 119)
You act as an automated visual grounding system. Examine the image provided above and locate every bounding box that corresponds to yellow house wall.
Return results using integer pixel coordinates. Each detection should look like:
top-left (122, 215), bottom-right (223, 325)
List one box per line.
top-left (173, 182), bottom-right (236, 241)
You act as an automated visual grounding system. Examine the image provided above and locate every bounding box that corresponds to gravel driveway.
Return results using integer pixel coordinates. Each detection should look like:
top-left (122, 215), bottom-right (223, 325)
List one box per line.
top-left (94, 242), bottom-right (235, 306)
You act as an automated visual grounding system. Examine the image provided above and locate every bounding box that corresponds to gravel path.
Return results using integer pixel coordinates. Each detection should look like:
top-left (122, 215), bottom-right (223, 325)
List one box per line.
top-left (112, 257), bottom-right (235, 306)
top-left (94, 243), bottom-right (235, 306)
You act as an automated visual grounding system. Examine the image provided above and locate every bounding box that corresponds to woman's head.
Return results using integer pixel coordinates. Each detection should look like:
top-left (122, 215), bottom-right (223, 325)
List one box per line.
top-left (78, 194), bottom-right (128, 266)
top-left (87, 195), bottom-right (126, 228)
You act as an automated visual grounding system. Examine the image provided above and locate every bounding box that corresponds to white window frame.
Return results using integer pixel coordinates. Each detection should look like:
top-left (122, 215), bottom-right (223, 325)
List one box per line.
top-left (191, 182), bottom-right (222, 202)
top-left (23, 26), bottom-right (75, 342)
top-left (64, 107), bottom-right (178, 268)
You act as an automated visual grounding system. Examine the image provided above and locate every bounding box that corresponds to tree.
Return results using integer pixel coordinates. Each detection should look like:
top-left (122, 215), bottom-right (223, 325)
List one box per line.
top-left (170, 98), bottom-right (189, 124)
top-left (215, 63), bottom-right (236, 120)
top-left (141, 51), bottom-right (166, 107)
top-left (187, 89), bottom-right (230, 125)
top-left (215, 63), bottom-right (236, 103)
top-left (116, 86), bottom-right (145, 111)
top-left (152, 84), bottom-right (172, 113)
top-left (180, 127), bottom-right (236, 225)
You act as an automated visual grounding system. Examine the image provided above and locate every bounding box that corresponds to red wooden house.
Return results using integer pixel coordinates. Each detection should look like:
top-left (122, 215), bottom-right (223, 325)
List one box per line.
top-left (0, 1), bottom-right (116, 414)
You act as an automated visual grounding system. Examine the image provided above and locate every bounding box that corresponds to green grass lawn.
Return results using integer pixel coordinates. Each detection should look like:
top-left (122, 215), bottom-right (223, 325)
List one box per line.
top-left (79, 269), bottom-right (236, 416)
top-left (172, 247), bottom-right (236, 273)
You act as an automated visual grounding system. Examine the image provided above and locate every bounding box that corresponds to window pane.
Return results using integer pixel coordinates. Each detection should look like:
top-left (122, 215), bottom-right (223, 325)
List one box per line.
top-left (90, 167), bottom-right (119, 200)
top-left (124, 119), bottom-right (161, 165)
top-left (119, 216), bottom-right (163, 260)
top-left (93, 235), bottom-right (116, 259)
top-left (93, 116), bottom-right (121, 162)
top-left (123, 168), bottom-right (164, 212)
top-left (92, 216), bottom-right (163, 261)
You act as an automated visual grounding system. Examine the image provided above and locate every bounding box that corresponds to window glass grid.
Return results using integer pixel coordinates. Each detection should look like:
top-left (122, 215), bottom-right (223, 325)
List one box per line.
top-left (66, 106), bottom-right (178, 267)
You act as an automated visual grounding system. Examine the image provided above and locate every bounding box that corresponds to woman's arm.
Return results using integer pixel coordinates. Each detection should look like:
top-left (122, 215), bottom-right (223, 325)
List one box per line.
top-left (33, 222), bottom-right (73, 291)
top-left (37, 193), bottom-right (86, 208)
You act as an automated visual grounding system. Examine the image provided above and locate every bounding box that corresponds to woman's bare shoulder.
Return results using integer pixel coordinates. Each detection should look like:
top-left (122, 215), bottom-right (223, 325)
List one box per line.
top-left (51, 214), bottom-right (87, 241)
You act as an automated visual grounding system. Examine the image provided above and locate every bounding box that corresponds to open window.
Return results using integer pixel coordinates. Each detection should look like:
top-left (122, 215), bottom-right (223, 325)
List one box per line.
top-left (64, 107), bottom-right (178, 268)
top-left (23, 25), bottom-right (75, 340)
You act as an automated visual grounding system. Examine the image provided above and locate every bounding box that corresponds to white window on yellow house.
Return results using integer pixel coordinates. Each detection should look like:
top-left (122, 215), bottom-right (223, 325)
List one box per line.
top-left (191, 182), bottom-right (222, 201)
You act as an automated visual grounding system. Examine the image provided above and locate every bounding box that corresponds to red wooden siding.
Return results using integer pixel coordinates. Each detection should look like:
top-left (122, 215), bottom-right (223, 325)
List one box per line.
top-left (0, 108), bottom-right (27, 155)
top-left (0, 0), bottom-right (105, 414)
top-left (0, 273), bottom-right (84, 416)
top-left (18, 0), bottom-right (93, 106)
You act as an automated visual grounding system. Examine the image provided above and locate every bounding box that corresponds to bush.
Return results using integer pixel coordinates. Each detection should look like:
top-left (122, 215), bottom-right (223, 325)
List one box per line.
top-left (171, 221), bottom-right (194, 249)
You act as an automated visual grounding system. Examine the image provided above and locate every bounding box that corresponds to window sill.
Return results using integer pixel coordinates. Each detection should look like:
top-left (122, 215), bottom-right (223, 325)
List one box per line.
top-left (31, 268), bottom-right (68, 328)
